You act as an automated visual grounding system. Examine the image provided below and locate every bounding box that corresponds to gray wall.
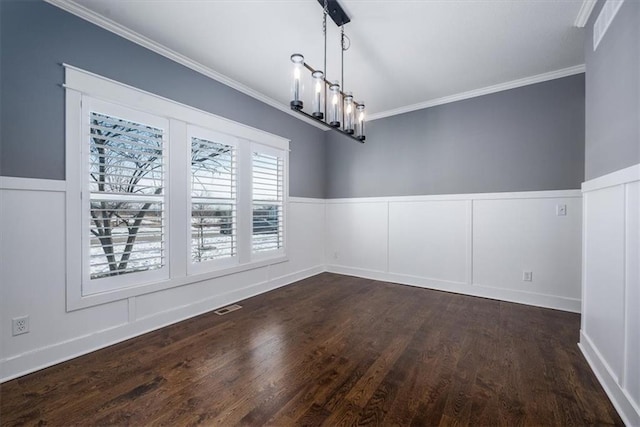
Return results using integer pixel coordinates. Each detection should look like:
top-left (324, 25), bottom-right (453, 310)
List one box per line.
top-left (0, 0), bottom-right (325, 198)
top-left (326, 74), bottom-right (585, 198)
top-left (585, 0), bottom-right (640, 180)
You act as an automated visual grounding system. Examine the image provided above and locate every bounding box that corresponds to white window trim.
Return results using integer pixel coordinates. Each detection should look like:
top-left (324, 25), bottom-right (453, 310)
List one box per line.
top-left (81, 97), bottom-right (171, 295)
top-left (65, 64), bottom-right (289, 311)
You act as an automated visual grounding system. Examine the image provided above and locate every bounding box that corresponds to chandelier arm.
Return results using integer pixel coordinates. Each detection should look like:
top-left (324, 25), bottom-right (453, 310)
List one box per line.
top-left (292, 108), bottom-right (365, 144)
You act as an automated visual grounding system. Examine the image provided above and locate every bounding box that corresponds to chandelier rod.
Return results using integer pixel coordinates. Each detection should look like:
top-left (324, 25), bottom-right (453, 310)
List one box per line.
top-left (341, 26), bottom-right (345, 91)
top-left (323, 1), bottom-right (328, 120)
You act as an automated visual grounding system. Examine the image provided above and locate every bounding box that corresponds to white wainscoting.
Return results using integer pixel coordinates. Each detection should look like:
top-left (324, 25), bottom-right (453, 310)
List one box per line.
top-left (0, 180), bottom-right (594, 386)
top-left (579, 163), bottom-right (640, 427)
top-left (0, 176), bottom-right (326, 382)
top-left (326, 190), bottom-right (583, 313)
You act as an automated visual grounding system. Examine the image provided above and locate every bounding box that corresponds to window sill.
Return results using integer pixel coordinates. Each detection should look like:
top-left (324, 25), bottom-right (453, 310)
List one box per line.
top-left (188, 255), bottom-right (288, 282)
top-left (67, 255), bottom-right (288, 311)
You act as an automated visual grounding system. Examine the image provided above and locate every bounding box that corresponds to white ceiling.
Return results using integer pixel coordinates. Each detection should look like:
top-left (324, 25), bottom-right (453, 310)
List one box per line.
top-left (58, 0), bottom-right (586, 121)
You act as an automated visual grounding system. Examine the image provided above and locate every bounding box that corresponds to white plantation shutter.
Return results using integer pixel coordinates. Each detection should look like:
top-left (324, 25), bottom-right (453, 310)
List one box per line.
top-left (190, 136), bottom-right (237, 262)
top-left (252, 150), bottom-right (284, 253)
top-left (88, 111), bottom-right (165, 279)
top-left (66, 68), bottom-right (291, 308)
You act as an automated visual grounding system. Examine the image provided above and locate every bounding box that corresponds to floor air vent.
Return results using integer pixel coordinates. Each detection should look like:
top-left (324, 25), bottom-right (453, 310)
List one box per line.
top-left (214, 304), bottom-right (242, 315)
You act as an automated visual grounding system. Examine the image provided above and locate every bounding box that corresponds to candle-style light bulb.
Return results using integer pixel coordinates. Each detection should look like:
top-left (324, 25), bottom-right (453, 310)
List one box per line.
top-left (344, 92), bottom-right (355, 134)
top-left (355, 103), bottom-right (366, 141)
top-left (311, 70), bottom-right (324, 119)
top-left (329, 81), bottom-right (341, 128)
top-left (290, 54), bottom-right (304, 110)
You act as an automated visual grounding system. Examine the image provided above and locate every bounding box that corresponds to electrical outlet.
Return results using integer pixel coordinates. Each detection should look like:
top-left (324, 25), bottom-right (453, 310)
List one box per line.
top-left (12, 315), bottom-right (30, 336)
top-left (333, 251), bottom-right (338, 260)
top-left (523, 271), bottom-right (533, 282)
top-left (556, 204), bottom-right (567, 216)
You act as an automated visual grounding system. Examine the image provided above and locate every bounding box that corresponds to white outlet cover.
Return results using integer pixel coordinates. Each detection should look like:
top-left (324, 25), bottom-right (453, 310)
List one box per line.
top-left (12, 316), bottom-right (30, 336)
top-left (556, 204), bottom-right (567, 216)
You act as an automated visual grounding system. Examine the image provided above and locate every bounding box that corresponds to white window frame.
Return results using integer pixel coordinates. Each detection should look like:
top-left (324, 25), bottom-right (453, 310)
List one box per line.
top-left (65, 65), bottom-right (289, 311)
top-left (81, 97), bottom-right (171, 295)
top-left (186, 125), bottom-right (240, 275)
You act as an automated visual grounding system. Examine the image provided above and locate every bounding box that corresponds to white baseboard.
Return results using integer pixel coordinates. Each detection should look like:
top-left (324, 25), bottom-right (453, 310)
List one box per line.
top-left (0, 265), bottom-right (324, 383)
top-left (579, 331), bottom-right (640, 427)
top-left (326, 265), bottom-right (581, 313)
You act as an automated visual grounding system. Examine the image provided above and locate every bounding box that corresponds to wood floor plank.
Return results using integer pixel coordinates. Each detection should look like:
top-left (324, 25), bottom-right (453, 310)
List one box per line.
top-left (358, 296), bottom-right (447, 425)
top-left (268, 282), bottom-right (415, 425)
top-left (0, 273), bottom-right (624, 426)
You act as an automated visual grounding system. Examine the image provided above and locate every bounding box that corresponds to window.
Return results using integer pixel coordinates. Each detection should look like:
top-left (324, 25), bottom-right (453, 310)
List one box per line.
top-left (252, 150), bottom-right (284, 254)
top-left (89, 112), bottom-right (165, 278)
top-left (65, 65), bottom-right (288, 309)
top-left (82, 98), bottom-right (169, 295)
top-left (189, 128), bottom-right (237, 265)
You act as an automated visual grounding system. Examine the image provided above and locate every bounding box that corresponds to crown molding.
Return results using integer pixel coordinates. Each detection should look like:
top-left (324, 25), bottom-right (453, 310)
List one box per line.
top-left (44, 0), bottom-right (587, 130)
top-left (367, 64), bottom-right (586, 122)
top-left (43, 0), bottom-right (328, 131)
top-left (574, 0), bottom-right (598, 28)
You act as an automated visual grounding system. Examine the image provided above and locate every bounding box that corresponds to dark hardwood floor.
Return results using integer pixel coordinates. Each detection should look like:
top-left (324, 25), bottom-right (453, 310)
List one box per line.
top-left (1, 273), bottom-right (623, 426)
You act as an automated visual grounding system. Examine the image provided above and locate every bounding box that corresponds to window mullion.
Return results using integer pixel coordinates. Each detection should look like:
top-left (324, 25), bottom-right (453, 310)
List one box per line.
top-left (236, 140), bottom-right (252, 264)
top-left (169, 119), bottom-right (188, 278)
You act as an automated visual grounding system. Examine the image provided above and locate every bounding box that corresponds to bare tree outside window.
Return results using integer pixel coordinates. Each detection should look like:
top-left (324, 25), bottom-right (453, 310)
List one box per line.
top-left (89, 112), bottom-right (165, 278)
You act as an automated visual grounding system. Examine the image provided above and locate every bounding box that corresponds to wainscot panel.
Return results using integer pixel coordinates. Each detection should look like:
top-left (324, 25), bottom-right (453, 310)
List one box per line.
top-left (579, 163), bottom-right (640, 427)
top-left (326, 190), bottom-right (583, 313)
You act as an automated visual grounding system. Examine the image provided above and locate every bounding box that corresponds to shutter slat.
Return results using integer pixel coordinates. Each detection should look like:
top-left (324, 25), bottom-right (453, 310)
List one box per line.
top-left (91, 144), bottom-right (162, 158)
top-left (90, 193), bottom-right (163, 202)
top-left (90, 162), bottom-right (165, 175)
top-left (89, 134), bottom-right (163, 149)
top-left (90, 182), bottom-right (163, 192)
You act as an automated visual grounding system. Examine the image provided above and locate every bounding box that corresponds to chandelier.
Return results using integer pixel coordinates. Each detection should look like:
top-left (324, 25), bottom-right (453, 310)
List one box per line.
top-left (289, 0), bottom-right (366, 142)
